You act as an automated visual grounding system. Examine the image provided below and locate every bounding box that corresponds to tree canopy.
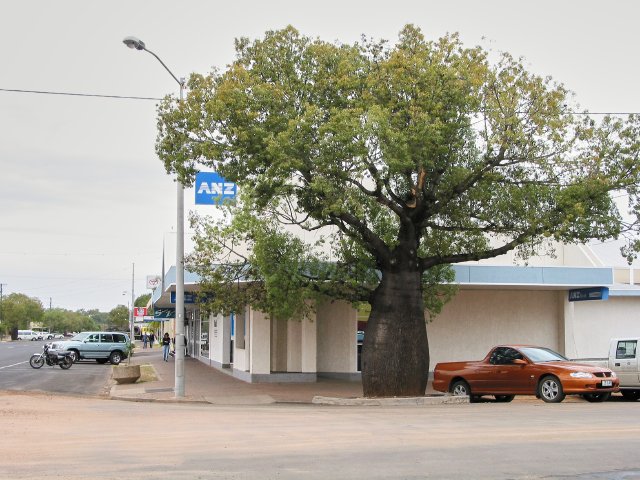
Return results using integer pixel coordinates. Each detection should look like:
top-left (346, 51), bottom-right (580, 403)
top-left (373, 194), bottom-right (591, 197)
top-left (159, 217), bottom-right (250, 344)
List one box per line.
top-left (156, 25), bottom-right (640, 396)
top-left (109, 305), bottom-right (130, 332)
top-left (0, 293), bottom-right (44, 334)
top-left (43, 309), bottom-right (97, 334)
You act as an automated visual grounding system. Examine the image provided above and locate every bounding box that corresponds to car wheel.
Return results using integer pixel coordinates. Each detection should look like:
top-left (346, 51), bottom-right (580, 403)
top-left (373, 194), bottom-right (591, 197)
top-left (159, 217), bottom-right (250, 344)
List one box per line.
top-left (621, 390), bottom-right (640, 401)
top-left (68, 350), bottom-right (79, 363)
top-left (96, 359), bottom-right (108, 364)
top-left (109, 351), bottom-right (123, 365)
top-left (494, 395), bottom-right (515, 403)
top-left (450, 379), bottom-right (473, 399)
top-left (538, 375), bottom-right (565, 403)
top-left (582, 392), bottom-right (611, 403)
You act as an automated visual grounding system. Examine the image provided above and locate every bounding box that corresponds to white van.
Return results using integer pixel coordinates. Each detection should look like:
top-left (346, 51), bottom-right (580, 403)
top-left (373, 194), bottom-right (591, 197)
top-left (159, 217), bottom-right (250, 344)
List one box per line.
top-left (17, 330), bottom-right (38, 341)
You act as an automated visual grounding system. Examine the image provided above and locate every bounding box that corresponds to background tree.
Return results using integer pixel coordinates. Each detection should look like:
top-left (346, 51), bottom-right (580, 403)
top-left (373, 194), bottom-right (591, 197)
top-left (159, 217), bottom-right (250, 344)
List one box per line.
top-left (108, 305), bottom-right (129, 332)
top-left (43, 309), bottom-right (97, 334)
top-left (42, 309), bottom-right (67, 333)
top-left (134, 293), bottom-right (151, 309)
top-left (78, 309), bottom-right (110, 329)
top-left (157, 26), bottom-right (640, 397)
top-left (1, 293), bottom-right (44, 336)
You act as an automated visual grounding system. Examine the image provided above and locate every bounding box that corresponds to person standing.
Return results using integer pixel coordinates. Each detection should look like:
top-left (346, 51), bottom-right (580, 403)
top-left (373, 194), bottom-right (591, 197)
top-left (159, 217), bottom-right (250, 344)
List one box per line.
top-left (142, 333), bottom-right (148, 349)
top-left (149, 332), bottom-right (155, 348)
top-left (162, 333), bottom-right (171, 361)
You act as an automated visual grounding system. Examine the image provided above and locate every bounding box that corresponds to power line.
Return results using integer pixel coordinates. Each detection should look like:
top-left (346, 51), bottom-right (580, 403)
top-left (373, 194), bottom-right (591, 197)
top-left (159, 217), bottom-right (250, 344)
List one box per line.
top-left (0, 88), bottom-right (162, 101)
top-left (1, 87), bottom-right (639, 115)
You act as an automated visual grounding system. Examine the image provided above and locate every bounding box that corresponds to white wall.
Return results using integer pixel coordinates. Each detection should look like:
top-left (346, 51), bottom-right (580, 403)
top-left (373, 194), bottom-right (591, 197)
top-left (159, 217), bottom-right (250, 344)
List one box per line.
top-left (209, 313), bottom-right (231, 366)
top-left (284, 312), bottom-right (318, 373)
top-left (428, 289), bottom-right (561, 366)
top-left (233, 307), bottom-right (250, 372)
top-left (249, 309), bottom-right (271, 374)
top-left (570, 297), bottom-right (640, 358)
top-left (300, 310), bottom-right (317, 373)
top-left (316, 300), bottom-right (357, 373)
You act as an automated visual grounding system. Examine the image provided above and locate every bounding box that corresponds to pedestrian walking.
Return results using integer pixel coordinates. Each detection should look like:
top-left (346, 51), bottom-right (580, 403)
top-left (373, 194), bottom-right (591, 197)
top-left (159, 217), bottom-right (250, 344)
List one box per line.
top-left (149, 332), bottom-right (155, 348)
top-left (142, 333), bottom-right (148, 349)
top-left (162, 333), bottom-right (171, 361)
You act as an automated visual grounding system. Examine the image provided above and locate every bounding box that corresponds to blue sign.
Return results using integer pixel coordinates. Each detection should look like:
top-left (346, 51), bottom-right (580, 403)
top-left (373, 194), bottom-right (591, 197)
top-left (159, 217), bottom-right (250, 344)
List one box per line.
top-left (170, 292), bottom-right (197, 304)
top-left (568, 287), bottom-right (609, 302)
top-left (195, 172), bottom-right (237, 205)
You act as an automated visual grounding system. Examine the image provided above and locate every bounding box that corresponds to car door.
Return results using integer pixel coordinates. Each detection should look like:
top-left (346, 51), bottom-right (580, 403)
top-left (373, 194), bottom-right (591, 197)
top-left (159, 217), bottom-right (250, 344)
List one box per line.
top-left (82, 333), bottom-right (102, 358)
top-left (488, 347), bottom-right (531, 394)
top-left (100, 333), bottom-right (115, 358)
top-left (612, 340), bottom-right (639, 386)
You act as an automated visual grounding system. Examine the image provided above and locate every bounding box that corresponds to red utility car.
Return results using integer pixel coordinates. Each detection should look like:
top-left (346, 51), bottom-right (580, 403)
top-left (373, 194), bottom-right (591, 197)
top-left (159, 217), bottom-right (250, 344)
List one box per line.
top-left (433, 345), bottom-right (619, 403)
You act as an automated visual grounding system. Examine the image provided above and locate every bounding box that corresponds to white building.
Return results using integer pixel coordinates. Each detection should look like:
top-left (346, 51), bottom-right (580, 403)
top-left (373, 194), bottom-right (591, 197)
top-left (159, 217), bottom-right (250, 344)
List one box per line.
top-left (151, 243), bottom-right (640, 383)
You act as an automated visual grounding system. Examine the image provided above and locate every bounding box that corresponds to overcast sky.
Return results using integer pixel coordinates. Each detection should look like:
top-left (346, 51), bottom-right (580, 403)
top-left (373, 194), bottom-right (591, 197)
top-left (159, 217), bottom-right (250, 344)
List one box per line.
top-left (1, 0), bottom-right (639, 312)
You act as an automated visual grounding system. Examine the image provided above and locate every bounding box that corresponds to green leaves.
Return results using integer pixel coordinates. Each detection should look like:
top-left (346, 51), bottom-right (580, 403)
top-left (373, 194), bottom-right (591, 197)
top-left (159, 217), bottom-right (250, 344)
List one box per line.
top-left (0, 293), bottom-right (43, 332)
top-left (158, 25), bottom-right (640, 320)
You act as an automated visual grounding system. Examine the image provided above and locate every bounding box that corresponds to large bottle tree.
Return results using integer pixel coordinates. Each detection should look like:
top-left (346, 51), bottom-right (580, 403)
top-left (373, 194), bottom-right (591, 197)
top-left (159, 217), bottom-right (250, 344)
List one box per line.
top-left (156, 26), bottom-right (640, 397)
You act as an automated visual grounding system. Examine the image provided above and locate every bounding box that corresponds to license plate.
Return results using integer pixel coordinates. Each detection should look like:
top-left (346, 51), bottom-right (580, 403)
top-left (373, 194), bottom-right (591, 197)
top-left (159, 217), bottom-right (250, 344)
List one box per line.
top-left (601, 380), bottom-right (612, 387)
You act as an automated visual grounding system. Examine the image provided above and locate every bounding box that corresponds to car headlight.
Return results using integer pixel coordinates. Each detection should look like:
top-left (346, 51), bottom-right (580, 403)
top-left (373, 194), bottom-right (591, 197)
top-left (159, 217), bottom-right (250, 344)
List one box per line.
top-left (610, 371), bottom-right (617, 378)
top-left (570, 372), bottom-right (593, 378)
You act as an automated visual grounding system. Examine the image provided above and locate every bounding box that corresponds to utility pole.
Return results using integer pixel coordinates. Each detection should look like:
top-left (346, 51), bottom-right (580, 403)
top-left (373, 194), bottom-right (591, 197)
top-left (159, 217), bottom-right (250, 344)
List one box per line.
top-left (130, 263), bottom-right (135, 343)
top-left (0, 284), bottom-right (6, 339)
top-left (0, 283), bottom-right (5, 323)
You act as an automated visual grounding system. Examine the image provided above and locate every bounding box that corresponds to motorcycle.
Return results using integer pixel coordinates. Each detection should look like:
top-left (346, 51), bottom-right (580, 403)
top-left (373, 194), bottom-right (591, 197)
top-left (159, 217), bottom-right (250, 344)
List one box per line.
top-left (29, 343), bottom-right (74, 370)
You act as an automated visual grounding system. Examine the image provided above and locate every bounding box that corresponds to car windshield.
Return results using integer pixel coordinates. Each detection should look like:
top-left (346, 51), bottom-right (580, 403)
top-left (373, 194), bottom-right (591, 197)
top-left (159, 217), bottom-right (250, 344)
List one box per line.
top-left (70, 332), bottom-right (90, 341)
top-left (520, 347), bottom-right (568, 363)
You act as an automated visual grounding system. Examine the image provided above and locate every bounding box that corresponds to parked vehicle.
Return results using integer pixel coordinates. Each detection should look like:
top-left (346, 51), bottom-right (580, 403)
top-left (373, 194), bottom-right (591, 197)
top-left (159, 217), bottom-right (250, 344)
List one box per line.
top-left (31, 328), bottom-right (50, 340)
top-left (433, 345), bottom-right (619, 403)
top-left (29, 343), bottom-right (74, 369)
top-left (572, 338), bottom-right (640, 401)
top-left (60, 332), bottom-right (130, 365)
top-left (17, 330), bottom-right (39, 341)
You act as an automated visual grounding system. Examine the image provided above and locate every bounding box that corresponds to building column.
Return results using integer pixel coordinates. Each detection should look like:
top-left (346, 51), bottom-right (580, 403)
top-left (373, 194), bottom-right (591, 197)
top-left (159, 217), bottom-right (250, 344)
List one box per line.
top-left (560, 291), bottom-right (577, 358)
top-left (300, 310), bottom-right (317, 373)
top-left (249, 309), bottom-right (271, 374)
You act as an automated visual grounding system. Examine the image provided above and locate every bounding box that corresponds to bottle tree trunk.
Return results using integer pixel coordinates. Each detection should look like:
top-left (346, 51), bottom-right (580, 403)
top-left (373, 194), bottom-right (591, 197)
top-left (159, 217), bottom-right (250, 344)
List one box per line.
top-left (361, 266), bottom-right (429, 397)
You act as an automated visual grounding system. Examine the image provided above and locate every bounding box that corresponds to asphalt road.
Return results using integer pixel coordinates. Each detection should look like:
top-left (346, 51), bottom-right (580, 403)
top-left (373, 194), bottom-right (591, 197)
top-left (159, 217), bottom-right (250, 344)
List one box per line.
top-left (2, 340), bottom-right (640, 479)
top-left (1, 391), bottom-right (640, 480)
top-left (0, 340), bottom-right (112, 395)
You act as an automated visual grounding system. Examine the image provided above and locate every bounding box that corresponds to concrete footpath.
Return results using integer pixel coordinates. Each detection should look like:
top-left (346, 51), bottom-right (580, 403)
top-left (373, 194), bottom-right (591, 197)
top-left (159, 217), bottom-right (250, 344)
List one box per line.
top-left (110, 344), bottom-right (456, 406)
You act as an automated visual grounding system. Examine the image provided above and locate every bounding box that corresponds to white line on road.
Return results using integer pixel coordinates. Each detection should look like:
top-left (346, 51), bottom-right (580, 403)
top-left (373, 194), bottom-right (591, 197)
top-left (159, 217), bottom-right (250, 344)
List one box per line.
top-left (0, 361), bottom-right (28, 370)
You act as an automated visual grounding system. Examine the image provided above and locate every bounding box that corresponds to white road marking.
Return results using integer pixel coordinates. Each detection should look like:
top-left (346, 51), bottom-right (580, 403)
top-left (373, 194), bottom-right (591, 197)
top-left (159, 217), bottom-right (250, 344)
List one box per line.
top-left (0, 361), bottom-right (28, 370)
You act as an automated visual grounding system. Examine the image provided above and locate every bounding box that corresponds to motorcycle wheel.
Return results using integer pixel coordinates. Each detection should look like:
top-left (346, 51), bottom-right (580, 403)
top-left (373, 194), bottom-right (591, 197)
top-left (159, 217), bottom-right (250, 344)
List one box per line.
top-left (29, 354), bottom-right (45, 369)
top-left (59, 357), bottom-right (73, 370)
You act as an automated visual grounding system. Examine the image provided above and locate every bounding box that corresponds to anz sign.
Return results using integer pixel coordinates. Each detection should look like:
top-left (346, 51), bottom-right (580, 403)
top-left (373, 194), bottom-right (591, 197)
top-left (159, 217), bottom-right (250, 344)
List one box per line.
top-left (195, 172), bottom-right (237, 205)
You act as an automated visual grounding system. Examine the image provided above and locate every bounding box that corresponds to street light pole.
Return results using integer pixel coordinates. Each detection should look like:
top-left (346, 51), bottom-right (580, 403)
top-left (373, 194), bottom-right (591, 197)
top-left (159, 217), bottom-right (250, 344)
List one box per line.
top-left (123, 36), bottom-right (186, 398)
top-left (130, 262), bottom-right (135, 345)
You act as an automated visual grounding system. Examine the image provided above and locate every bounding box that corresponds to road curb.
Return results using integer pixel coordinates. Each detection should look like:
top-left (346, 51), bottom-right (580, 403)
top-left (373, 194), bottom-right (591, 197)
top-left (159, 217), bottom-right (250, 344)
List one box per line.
top-left (311, 394), bottom-right (468, 406)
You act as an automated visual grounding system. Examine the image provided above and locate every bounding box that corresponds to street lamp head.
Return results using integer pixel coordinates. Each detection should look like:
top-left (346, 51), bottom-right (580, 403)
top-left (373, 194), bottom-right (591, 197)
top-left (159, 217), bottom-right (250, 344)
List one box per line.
top-left (123, 36), bottom-right (146, 51)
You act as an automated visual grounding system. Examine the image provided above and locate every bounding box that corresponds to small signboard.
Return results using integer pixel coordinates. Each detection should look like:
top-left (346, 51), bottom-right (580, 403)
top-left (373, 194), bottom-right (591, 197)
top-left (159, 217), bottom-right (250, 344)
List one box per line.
top-left (146, 275), bottom-right (162, 289)
top-left (170, 292), bottom-right (197, 304)
top-left (133, 307), bottom-right (148, 317)
top-left (195, 172), bottom-right (237, 205)
top-left (568, 287), bottom-right (609, 302)
top-left (154, 308), bottom-right (175, 319)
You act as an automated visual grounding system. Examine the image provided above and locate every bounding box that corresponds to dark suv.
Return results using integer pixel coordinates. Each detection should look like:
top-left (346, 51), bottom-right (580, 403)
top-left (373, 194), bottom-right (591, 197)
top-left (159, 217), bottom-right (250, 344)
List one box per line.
top-left (62, 332), bottom-right (130, 365)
